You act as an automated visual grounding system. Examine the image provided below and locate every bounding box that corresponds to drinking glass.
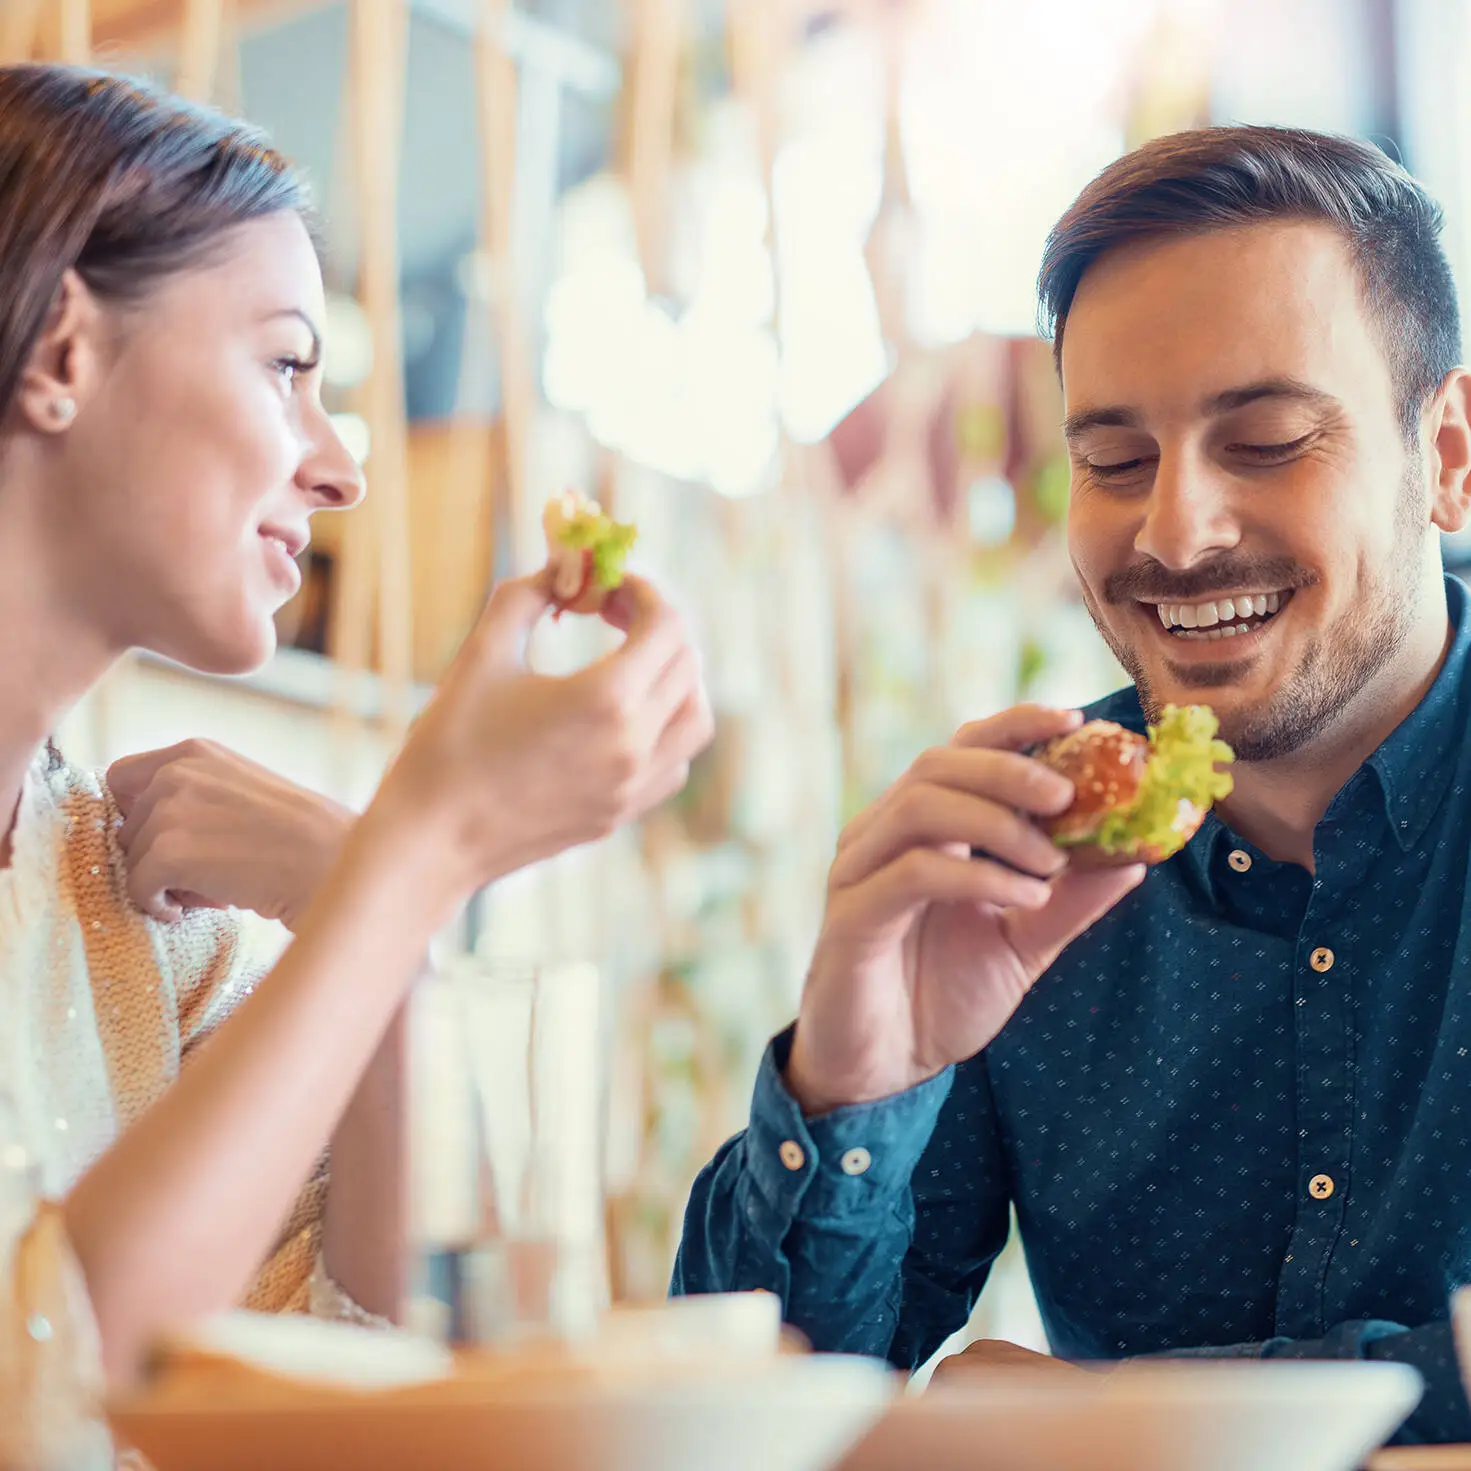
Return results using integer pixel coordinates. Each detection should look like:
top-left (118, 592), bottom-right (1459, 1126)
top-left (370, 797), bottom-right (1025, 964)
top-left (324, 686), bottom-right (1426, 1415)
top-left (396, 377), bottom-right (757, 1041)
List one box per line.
top-left (410, 959), bottom-right (606, 1347)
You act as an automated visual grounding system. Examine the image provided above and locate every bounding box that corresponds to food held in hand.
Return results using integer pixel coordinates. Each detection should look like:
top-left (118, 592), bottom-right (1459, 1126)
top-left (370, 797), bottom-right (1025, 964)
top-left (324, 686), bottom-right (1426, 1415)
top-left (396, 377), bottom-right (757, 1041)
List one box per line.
top-left (542, 490), bottom-right (638, 616)
top-left (1036, 704), bottom-right (1234, 866)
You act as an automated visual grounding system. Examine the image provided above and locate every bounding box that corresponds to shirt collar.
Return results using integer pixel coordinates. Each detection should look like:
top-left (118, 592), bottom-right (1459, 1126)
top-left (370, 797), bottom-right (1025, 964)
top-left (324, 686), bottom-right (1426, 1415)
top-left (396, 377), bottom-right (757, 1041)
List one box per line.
top-left (1362, 573), bottom-right (1471, 852)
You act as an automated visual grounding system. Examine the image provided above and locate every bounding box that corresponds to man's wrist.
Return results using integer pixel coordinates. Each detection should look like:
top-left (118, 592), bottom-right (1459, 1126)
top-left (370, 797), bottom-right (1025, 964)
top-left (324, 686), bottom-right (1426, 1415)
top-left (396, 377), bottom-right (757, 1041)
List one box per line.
top-left (785, 1026), bottom-right (930, 1118)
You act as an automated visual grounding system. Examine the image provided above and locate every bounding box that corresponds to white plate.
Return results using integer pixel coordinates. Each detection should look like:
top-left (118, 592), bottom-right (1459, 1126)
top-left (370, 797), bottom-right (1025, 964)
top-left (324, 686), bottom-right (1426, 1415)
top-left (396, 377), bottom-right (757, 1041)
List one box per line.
top-left (836, 1360), bottom-right (1422, 1471)
top-left (110, 1352), bottom-right (895, 1471)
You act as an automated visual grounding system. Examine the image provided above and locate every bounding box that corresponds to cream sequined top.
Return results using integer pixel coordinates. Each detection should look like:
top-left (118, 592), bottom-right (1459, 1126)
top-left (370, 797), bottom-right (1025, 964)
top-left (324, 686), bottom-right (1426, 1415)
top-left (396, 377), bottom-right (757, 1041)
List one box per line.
top-left (0, 745), bottom-right (372, 1469)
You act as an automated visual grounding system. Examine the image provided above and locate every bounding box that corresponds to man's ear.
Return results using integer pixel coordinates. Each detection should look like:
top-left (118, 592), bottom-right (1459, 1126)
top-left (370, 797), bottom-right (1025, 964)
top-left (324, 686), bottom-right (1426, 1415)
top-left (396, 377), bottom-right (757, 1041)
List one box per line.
top-left (1428, 367), bottom-right (1471, 535)
top-left (12, 269), bottom-right (107, 435)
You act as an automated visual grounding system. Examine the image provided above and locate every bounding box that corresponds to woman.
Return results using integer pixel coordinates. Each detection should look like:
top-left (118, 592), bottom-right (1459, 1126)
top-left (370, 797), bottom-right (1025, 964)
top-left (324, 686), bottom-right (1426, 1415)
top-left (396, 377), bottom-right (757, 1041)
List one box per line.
top-left (0, 63), bottom-right (710, 1466)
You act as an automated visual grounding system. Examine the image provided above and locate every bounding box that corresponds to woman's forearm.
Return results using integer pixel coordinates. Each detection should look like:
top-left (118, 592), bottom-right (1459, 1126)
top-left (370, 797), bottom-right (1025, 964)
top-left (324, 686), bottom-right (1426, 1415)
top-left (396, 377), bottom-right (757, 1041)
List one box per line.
top-left (63, 805), bottom-right (465, 1382)
top-left (322, 1001), bottom-right (411, 1322)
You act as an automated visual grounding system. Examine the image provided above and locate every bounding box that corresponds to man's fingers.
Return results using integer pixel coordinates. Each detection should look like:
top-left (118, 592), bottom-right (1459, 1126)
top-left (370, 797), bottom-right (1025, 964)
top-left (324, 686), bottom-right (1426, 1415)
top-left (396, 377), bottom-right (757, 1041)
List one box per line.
top-left (838, 748), bottom-right (1074, 855)
top-left (1002, 863), bottom-right (1147, 974)
top-left (832, 784), bottom-right (1066, 890)
top-left (951, 705), bottom-right (1083, 752)
top-left (840, 849), bottom-right (1053, 934)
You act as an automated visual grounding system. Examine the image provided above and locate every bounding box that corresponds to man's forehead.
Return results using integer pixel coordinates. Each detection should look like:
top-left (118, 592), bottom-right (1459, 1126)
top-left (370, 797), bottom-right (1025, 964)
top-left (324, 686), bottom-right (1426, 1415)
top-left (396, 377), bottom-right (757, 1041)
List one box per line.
top-left (1058, 221), bottom-right (1383, 417)
top-left (1063, 377), bottom-right (1342, 441)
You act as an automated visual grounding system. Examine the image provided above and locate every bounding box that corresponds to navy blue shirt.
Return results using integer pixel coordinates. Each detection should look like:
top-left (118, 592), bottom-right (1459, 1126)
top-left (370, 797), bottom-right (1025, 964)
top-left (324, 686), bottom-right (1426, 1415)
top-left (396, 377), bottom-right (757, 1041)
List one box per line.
top-left (674, 576), bottom-right (1471, 1445)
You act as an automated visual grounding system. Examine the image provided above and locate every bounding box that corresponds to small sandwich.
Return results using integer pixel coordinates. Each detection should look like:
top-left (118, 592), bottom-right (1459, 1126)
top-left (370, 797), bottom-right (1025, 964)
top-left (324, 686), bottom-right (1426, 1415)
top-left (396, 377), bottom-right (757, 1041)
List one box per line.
top-left (1036, 704), bottom-right (1234, 867)
top-left (542, 490), bottom-right (638, 617)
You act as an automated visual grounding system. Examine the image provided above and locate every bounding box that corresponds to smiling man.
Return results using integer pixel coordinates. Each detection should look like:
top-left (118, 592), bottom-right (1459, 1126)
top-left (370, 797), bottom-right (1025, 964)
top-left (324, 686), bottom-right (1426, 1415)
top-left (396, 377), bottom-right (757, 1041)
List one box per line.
top-left (673, 128), bottom-right (1471, 1444)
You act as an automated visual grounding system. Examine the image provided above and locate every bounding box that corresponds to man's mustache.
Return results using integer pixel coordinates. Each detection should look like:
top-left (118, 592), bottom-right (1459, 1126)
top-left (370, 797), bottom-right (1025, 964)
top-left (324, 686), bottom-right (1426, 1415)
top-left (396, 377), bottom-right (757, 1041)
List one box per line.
top-left (1103, 556), bottom-right (1317, 605)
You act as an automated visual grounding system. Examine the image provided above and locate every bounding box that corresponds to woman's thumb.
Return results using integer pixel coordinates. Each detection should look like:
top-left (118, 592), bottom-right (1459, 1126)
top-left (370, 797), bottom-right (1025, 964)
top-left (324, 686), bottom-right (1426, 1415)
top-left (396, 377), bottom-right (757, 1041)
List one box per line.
top-left (469, 573), bottom-right (553, 667)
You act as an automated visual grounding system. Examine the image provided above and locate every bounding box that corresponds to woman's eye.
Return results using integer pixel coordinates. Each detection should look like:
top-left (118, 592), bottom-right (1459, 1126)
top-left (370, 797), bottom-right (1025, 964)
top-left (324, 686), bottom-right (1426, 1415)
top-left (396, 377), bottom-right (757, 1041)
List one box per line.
top-left (272, 356), bottom-right (316, 391)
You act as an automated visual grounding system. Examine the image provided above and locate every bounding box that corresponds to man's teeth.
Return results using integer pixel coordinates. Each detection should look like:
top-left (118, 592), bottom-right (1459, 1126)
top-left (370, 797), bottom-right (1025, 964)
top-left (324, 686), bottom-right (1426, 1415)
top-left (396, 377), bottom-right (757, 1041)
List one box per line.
top-left (1154, 592), bottom-right (1283, 639)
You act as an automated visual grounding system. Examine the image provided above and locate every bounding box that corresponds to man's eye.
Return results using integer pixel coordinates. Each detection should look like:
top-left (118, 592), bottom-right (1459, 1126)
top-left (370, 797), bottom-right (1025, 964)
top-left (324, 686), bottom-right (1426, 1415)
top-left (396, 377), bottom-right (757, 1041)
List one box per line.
top-left (1227, 434), bottom-right (1314, 463)
top-left (1085, 457), bottom-right (1153, 482)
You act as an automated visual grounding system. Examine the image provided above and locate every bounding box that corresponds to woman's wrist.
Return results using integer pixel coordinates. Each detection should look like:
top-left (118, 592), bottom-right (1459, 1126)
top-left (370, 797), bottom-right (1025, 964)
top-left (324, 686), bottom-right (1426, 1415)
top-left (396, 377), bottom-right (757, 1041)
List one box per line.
top-left (338, 786), bottom-right (481, 931)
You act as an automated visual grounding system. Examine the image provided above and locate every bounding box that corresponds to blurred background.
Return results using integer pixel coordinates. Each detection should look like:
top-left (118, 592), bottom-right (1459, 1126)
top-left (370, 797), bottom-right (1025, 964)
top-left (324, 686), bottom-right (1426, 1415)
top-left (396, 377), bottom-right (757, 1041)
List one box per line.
top-left (17, 0), bottom-right (1471, 1366)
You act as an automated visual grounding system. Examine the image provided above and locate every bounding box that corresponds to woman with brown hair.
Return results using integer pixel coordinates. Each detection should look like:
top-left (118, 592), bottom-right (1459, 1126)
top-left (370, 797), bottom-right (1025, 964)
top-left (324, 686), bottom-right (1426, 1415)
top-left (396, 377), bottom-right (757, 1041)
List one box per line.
top-left (0, 63), bottom-right (711, 1465)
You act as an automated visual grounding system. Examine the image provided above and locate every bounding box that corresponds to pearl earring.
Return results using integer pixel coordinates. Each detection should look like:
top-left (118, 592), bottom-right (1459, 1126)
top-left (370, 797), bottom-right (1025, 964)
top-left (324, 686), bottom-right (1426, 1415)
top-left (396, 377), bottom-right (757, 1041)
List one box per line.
top-left (50, 397), bottom-right (76, 425)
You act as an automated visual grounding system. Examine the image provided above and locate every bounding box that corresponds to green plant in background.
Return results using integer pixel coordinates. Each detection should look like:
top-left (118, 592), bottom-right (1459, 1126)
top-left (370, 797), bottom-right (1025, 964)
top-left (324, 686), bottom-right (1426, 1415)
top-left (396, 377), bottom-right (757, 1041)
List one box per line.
top-left (957, 402), bottom-right (1006, 461)
top-left (1033, 454), bottom-right (1071, 524)
top-left (1017, 635), bottom-right (1048, 699)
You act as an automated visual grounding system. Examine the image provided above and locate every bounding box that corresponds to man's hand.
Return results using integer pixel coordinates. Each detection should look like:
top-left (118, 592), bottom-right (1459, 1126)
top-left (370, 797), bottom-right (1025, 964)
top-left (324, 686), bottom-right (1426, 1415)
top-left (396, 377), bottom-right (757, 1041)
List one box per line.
top-left (786, 706), bottom-right (1147, 1115)
top-left (929, 1339), bottom-right (1100, 1385)
top-left (109, 741), bottom-right (353, 930)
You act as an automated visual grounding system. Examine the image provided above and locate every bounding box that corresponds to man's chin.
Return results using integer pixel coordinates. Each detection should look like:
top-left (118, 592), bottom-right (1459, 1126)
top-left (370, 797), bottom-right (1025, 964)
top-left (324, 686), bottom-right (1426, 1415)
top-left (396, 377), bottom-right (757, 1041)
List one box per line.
top-left (1131, 662), bottom-right (1274, 735)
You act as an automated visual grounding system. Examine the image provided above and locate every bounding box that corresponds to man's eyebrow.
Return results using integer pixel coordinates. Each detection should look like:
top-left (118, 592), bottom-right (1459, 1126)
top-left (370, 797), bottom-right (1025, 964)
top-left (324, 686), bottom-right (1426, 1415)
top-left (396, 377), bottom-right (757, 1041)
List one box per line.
top-left (1201, 376), bottom-right (1339, 416)
top-left (1063, 377), bottom-right (1340, 442)
top-left (262, 307), bottom-right (323, 360)
top-left (1063, 404), bottom-right (1143, 440)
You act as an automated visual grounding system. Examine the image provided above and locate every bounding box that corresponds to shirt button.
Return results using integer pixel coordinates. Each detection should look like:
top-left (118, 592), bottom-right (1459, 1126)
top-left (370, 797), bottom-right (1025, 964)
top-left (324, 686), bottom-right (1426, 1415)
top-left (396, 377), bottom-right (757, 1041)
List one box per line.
top-left (778, 1140), bottom-right (805, 1171)
top-left (1227, 849), bottom-right (1252, 873)
top-left (1309, 1173), bottom-right (1335, 1200)
top-left (1309, 947), bottom-right (1335, 973)
top-left (841, 1147), bottom-right (872, 1176)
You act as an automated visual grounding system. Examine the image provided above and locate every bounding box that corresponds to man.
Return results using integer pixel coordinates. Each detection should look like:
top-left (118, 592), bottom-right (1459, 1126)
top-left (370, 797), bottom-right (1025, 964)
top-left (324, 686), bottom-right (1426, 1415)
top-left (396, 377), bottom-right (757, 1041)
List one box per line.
top-left (672, 126), bottom-right (1471, 1445)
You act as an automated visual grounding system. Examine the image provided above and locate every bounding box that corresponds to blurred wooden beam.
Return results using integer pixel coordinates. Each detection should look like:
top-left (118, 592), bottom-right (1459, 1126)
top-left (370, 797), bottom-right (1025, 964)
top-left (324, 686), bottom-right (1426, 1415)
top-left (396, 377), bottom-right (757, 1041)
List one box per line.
top-left (472, 0), bottom-right (531, 563)
top-left (89, 0), bottom-right (318, 50)
top-left (57, 0), bottom-right (93, 61)
top-left (626, 0), bottom-right (682, 297)
top-left (331, 0), bottom-right (414, 728)
top-left (0, 0), bottom-right (44, 61)
top-left (175, 0), bottom-right (227, 99)
top-left (728, 0), bottom-right (789, 186)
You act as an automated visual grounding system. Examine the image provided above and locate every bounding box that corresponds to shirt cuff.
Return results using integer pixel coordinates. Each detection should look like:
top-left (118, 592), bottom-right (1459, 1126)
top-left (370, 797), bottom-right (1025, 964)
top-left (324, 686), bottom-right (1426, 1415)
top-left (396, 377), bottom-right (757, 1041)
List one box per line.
top-left (1135, 1319), bottom-right (1409, 1362)
top-left (743, 1026), bottom-right (954, 1224)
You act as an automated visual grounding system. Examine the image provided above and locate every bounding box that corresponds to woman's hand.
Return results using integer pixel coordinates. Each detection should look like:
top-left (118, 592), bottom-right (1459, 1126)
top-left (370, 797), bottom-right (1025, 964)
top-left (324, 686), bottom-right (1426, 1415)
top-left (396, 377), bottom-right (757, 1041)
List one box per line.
top-left (373, 571), bottom-right (713, 895)
top-left (109, 742), bottom-right (353, 929)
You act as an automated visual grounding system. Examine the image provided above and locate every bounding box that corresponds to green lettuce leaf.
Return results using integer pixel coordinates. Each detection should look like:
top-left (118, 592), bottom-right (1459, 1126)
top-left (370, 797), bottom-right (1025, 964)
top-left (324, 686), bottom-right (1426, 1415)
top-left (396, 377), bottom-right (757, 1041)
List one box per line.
top-left (556, 510), bottom-right (639, 590)
top-left (1090, 704), bottom-right (1235, 860)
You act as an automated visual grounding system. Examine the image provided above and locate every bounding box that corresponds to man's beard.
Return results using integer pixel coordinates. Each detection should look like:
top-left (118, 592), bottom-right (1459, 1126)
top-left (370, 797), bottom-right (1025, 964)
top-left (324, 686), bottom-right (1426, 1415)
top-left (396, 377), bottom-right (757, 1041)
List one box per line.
top-left (1083, 482), bottom-right (1425, 763)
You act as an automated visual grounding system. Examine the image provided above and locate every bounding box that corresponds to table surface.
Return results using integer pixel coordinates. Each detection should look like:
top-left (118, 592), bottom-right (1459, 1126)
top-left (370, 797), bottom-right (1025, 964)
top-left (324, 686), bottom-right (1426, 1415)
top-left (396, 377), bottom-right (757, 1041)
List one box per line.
top-left (1366, 1448), bottom-right (1471, 1470)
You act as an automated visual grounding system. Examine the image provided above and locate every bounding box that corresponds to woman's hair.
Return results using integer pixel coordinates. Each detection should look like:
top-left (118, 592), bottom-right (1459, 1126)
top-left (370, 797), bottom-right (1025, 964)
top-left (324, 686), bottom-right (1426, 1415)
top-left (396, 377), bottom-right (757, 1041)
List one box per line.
top-left (0, 63), bottom-right (309, 419)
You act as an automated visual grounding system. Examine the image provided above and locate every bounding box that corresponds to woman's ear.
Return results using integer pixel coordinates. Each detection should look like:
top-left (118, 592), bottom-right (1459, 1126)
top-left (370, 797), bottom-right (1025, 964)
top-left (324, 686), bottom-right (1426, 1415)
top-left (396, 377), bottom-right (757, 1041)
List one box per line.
top-left (13, 269), bottom-right (106, 436)
top-left (1429, 367), bottom-right (1471, 535)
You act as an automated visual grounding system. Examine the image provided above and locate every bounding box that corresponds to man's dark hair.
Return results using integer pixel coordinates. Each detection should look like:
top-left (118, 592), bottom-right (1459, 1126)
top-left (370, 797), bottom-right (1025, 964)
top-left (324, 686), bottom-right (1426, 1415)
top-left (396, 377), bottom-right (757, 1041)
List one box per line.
top-left (1038, 125), bottom-right (1462, 437)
